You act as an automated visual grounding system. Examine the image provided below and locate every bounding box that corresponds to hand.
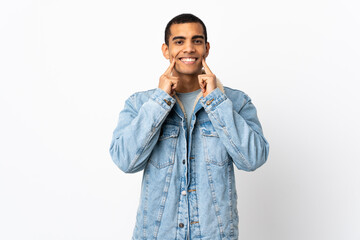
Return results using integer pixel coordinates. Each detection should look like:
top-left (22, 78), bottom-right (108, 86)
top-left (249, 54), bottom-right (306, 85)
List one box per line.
top-left (158, 53), bottom-right (180, 97)
top-left (198, 58), bottom-right (217, 97)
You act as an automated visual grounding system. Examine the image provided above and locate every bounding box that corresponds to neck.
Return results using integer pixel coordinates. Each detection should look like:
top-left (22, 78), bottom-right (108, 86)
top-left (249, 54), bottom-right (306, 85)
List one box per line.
top-left (173, 69), bottom-right (202, 93)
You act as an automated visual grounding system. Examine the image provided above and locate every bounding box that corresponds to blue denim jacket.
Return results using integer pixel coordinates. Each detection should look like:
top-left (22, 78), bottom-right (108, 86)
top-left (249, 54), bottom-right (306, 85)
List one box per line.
top-left (109, 79), bottom-right (269, 240)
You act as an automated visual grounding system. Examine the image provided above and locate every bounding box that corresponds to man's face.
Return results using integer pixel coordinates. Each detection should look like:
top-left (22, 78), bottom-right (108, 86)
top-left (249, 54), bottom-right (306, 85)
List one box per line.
top-left (162, 22), bottom-right (210, 76)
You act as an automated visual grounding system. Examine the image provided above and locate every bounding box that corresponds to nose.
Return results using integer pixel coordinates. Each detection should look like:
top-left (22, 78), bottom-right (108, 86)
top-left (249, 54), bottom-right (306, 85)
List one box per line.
top-left (182, 41), bottom-right (195, 53)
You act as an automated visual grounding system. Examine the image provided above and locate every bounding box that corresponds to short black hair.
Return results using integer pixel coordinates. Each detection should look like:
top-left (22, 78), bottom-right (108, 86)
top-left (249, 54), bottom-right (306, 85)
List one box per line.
top-left (164, 13), bottom-right (207, 46)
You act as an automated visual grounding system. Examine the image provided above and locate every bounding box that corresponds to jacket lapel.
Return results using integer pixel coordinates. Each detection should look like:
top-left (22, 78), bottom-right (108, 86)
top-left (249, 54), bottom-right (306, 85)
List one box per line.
top-left (174, 77), bottom-right (225, 120)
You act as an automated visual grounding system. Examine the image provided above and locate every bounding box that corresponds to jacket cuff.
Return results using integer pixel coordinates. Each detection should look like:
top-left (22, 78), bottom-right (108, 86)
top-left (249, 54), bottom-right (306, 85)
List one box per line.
top-left (200, 87), bottom-right (227, 112)
top-left (151, 88), bottom-right (176, 110)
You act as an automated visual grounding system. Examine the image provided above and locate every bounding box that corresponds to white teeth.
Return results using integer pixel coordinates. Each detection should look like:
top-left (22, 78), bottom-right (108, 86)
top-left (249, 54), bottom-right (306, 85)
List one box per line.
top-left (181, 58), bottom-right (196, 62)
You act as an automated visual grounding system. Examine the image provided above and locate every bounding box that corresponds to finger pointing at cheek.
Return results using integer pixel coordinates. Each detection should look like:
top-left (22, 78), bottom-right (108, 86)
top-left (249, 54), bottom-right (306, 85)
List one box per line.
top-left (198, 57), bottom-right (217, 97)
top-left (164, 56), bottom-right (176, 76)
top-left (158, 52), bottom-right (180, 96)
top-left (202, 58), bottom-right (213, 75)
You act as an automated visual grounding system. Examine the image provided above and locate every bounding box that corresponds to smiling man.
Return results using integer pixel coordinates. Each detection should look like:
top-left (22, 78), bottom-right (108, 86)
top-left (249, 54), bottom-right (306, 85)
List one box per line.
top-left (109, 13), bottom-right (269, 240)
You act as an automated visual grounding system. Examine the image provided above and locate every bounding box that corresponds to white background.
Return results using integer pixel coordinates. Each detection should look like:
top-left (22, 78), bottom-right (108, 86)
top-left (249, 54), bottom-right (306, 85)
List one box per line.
top-left (1, 0), bottom-right (359, 239)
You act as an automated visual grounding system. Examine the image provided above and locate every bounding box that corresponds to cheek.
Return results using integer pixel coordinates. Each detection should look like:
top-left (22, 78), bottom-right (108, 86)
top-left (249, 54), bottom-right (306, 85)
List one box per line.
top-left (169, 47), bottom-right (181, 56)
top-left (197, 47), bottom-right (206, 57)
top-left (172, 52), bottom-right (178, 58)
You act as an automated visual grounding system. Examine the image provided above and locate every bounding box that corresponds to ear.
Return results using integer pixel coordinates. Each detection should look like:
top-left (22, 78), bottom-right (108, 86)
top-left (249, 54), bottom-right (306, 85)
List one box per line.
top-left (161, 43), bottom-right (170, 60)
top-left (204, 42), bottom-right (210, 58)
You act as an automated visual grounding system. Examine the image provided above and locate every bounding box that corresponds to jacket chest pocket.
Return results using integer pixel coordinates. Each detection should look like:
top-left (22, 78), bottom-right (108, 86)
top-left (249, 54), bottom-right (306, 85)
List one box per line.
top-left (200, 121), bottom-right (229, 166)
top-left (150, 124), bottom-right (180, 169)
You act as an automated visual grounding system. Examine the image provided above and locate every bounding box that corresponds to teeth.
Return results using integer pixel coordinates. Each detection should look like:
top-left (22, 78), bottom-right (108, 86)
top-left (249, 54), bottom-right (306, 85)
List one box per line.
top-left (181, 58), bottom-right (196, 62)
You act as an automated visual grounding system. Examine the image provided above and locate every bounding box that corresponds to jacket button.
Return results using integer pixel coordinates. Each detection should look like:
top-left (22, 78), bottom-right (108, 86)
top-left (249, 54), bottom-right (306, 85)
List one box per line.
top-left (164, 99), bottom-right (171, 106)
top-left (181, 190), bottom-right (187, 196)
top-left (179, 223), bottom-right (184, 228)
top-left (206, 98), bottom-right (214, 105)
top-left (182, 159), bottom-right (185, 164)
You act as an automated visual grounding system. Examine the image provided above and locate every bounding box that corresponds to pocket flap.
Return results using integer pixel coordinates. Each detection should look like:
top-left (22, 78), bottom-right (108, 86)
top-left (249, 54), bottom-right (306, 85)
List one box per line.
top-left (159, 125), bottom-right (180, 140)
top-left (200, 121), bottom-right (219, 137)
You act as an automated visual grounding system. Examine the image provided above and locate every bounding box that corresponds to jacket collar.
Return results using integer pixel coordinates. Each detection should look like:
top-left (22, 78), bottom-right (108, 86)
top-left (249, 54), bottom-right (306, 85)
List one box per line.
top-left (173, 74), bottom-right (225, 120)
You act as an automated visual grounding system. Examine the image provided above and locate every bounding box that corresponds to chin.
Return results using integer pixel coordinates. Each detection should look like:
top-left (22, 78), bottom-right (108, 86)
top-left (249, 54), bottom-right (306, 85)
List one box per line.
top-left (178, 67), bottom-right (202, 75)
top-left (180, 71), bottom-right (198, 75)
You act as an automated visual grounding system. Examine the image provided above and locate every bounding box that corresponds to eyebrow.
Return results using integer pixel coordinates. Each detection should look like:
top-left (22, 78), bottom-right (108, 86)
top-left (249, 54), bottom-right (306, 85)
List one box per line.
top-left (172, 35), bottom-right (204, 41)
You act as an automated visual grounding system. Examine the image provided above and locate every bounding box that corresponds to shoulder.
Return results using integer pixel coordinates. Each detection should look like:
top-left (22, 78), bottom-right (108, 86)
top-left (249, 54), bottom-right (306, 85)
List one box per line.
top-left (223, 86), bottom-right (252, 111)
top-left (125, 88), bottom-right (158, 110)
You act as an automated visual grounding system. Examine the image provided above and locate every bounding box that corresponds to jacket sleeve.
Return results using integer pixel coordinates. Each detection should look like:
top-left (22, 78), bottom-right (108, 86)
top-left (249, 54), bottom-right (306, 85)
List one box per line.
top-left (109, 88), bottom-right (175, 173)
top-left (200, 87), bottom-right (269, 171)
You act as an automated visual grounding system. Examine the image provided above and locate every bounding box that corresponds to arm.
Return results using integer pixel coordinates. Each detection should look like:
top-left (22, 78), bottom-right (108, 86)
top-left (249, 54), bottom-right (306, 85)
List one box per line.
top-left (109, 88), bottom-right (175, 173)
top-left (200, 88), bottom-right (269, 171)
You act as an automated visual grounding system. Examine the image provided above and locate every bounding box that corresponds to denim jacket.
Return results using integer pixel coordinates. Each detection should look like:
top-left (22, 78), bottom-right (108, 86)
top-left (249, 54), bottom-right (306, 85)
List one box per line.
top-left (109, 79), bottom-right (269, 240)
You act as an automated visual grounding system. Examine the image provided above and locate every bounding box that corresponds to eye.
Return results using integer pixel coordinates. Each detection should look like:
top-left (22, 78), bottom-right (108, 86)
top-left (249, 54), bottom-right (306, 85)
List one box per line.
top-left (194, 39), bottom-right (203, 44)
top-left (175, 40), bottom-right (183, 45)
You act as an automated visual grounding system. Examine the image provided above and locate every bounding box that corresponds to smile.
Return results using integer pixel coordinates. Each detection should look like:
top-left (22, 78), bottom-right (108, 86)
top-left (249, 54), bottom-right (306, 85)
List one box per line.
top-left (179, 57), bottom-right (198, 64)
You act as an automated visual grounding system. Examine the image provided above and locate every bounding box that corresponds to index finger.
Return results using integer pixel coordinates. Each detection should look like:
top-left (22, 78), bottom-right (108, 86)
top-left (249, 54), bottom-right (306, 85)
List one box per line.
top-left (164, 51), bottom-right (181, 76)
top-left (164, 56), bottom-right (176, 76)
top-left (202, 57), bottom-right (213, 75)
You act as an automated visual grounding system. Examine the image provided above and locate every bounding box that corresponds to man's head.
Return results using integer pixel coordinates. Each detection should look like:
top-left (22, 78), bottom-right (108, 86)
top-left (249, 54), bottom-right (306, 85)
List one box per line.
top-left (162, 13), bottom-right (210, 76)
top-left (164, 13), bottom-right (207, 46)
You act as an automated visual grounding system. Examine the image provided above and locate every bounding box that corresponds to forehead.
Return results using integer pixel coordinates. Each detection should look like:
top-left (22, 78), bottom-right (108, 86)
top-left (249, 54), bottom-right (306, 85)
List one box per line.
top-left (169, 22), bottom-right (204, 38)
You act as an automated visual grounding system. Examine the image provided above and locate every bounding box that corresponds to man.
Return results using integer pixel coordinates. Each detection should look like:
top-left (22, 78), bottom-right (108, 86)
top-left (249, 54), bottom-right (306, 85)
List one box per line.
top-left (109, 13), bottom-right (269, 240)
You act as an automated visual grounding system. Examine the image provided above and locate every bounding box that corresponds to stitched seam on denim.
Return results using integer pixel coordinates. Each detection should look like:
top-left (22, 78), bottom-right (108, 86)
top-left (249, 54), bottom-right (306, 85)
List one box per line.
top-left (238, 98), bottom-right (251, 112)
top-left (127, 126), bottom-right (156, 171)
top-left (151, 91), bottom-right (173, 111)
top-left (152, 164), bottom-right (174, 239)
top-left (228, 163), bottom-right (234, 238)
top-left (164, 134), bottom-right (177, 168)
top-left (203, 136), bottom-right (228, 166)
top-left (176, 181), bottom-right (183, 240)
top-left (199, 121), bottom-right (229, 166)
top-left (193, 168), bottom-right (203, 239)
top-left (205, 159), bottom-right (225, 238)
top-left (188, 157), bottom-right (202, 239)
top-left (201, 129), bottom-right (210, 166)
top-left (208, 96), bottom-right (226, 111)
top-left (143, 172), bottom-right (149, 239)
top-left (181, 120), bottom-right (188, 187)
top-left (128, 106), bottom-right (168, 171)
top-left (222, 123), bottom-right (249, 168)
top-left (166, 129), bottom-right (178, 168)
top-left (203, 90), bottom-right (227, 111)
top-left (150, 126), bottom-right (179, 169)
top-left (159, 125), bottom-right (180, 141)
top-left (209, 108), bottom-right (250, 169)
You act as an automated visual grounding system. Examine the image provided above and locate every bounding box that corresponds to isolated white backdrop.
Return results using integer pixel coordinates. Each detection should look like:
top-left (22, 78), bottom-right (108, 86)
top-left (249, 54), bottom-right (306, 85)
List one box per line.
top-left (1, 0), bottom-right (359, 239)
